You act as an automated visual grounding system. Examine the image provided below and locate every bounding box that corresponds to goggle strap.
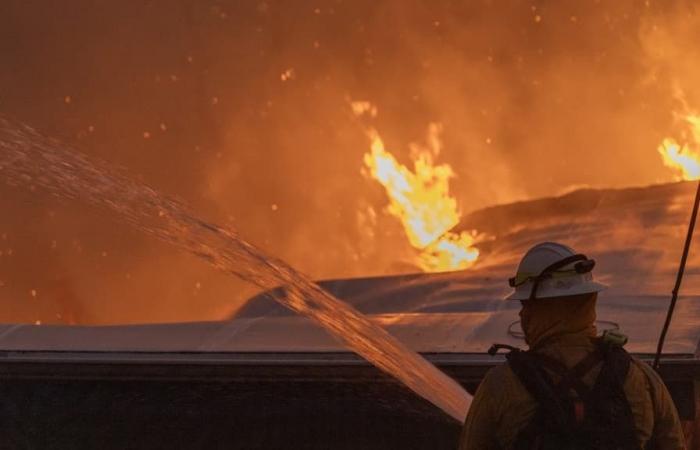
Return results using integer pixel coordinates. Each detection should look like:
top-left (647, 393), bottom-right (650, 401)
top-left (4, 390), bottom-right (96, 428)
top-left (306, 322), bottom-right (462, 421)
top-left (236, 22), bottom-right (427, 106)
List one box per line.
top-left (527, 254), bottom-right (593, 300)
top-left (540, 254), bottom-right (589, 274)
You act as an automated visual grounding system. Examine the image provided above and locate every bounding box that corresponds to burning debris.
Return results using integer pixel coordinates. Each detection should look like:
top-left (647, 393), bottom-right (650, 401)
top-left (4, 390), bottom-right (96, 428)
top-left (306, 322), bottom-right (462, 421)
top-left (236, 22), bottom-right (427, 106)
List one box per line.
top-left (353, 101), bottom-right (480, 273)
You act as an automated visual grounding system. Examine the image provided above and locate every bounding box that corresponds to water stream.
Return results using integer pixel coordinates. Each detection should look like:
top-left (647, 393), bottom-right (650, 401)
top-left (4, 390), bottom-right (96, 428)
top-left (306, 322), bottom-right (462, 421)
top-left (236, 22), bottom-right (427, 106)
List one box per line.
top-left (0, 117), bottom-right (472, 422)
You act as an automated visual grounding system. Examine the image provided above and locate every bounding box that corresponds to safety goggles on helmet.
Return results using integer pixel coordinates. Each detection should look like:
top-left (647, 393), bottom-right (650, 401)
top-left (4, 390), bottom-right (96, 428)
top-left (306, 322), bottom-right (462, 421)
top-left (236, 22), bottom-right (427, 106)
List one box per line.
top-left (508, 254), bottom-right (596, 301)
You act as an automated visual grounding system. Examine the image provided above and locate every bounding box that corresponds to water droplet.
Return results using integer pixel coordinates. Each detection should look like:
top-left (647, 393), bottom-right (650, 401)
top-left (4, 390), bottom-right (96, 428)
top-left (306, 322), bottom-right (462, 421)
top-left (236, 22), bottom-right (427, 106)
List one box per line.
top-left (30, 289), bottom-right (37, 298)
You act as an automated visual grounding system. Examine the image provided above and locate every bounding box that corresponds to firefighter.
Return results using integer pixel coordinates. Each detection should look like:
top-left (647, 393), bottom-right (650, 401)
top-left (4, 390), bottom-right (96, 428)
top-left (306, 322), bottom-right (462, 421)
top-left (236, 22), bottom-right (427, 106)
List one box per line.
top-left (458, 242), bottom-right (686, 450)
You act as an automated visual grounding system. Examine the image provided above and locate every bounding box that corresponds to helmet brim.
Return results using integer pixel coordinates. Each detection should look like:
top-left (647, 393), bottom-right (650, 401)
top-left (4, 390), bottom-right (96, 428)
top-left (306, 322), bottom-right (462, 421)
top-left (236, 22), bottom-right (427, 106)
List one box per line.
top-left (505, 280), bottom-right (607, 301)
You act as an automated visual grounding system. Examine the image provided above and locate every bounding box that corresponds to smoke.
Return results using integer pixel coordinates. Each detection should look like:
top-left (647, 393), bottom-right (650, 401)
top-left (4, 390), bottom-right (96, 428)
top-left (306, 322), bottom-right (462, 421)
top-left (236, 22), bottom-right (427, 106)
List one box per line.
top-left (639, 2), bottom-right (700, 130)
top-left (0, 0), bottom-right (698, 324)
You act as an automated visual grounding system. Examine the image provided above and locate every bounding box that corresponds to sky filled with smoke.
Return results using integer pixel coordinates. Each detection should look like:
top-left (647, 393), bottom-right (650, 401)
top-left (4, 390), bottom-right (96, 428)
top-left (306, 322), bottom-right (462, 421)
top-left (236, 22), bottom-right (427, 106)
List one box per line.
top-left (0, 0), bottom-right (699, 324)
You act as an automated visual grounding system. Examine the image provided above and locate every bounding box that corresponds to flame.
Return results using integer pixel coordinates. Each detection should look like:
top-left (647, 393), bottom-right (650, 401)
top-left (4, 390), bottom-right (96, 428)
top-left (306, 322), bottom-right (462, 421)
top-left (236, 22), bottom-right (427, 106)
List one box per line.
top-left (354, 102), bottom-right (479, 272)
top-left (659, 114), bottom-right (700, 181)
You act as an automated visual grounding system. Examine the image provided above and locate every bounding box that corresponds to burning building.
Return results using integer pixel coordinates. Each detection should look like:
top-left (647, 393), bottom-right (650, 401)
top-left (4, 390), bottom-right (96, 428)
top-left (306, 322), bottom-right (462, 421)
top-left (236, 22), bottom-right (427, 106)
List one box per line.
top-left (1, 179), bottom-right (700, 448)
top-left (2, 0), bottom-right (700, 448)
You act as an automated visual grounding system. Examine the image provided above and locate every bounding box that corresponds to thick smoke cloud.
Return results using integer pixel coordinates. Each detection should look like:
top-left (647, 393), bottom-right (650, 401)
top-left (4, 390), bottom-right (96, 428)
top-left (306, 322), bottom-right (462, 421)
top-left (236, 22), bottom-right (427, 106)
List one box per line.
top-left (0, 0), bottom-right (697, 324)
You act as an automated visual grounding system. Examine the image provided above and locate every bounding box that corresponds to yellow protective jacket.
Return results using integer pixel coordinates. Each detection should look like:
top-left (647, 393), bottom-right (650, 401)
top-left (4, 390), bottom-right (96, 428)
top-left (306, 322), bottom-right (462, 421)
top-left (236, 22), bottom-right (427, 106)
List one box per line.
top-left (458, 296), bottom-right (686, 450)
top-left (458, 334), bottom-right (686, 449)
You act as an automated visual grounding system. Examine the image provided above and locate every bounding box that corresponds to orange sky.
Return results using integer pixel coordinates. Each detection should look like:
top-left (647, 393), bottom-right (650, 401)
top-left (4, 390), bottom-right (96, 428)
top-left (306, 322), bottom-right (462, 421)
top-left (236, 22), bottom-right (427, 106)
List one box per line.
top-left (1, 0), bottom-right (700, 324)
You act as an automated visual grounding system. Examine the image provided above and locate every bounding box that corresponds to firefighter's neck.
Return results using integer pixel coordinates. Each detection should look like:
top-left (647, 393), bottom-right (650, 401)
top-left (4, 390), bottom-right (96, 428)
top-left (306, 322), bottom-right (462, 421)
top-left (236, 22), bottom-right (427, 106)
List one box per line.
top-left (520, 293), bottom-right (598, 350)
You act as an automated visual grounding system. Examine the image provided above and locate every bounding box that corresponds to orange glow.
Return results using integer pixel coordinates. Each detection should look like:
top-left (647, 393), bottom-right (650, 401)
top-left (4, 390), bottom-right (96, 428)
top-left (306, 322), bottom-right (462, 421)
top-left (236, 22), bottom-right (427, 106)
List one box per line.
top-left (354, 102), bottom-right (479, 272)
top-left (659, 115), bottom-right (700, 181)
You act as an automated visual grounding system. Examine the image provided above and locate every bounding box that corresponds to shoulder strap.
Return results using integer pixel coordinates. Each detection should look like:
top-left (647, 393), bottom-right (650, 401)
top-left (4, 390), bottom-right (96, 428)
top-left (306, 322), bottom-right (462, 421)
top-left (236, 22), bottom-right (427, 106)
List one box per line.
top-left (583, 341), bottom-right (640, 450)
top-left (529, 349), bottom-right (603, 400)
top-left (506, 349), bottom-right (572, 427)
top-left (507, 345), bottom-right (609, 450)
top-left (596, 340), bottom-right (631, 382)
top-left (507, 349), bottom-right (569, 450)
top-left (505, 341), bottom-right (640, 450)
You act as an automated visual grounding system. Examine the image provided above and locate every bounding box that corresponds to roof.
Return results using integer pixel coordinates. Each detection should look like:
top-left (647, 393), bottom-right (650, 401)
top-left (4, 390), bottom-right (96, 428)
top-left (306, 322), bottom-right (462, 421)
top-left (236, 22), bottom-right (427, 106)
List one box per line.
top-left (1, 182), bottom-right (700, 356)
top-left (0, 292), bottom-right (698, 355)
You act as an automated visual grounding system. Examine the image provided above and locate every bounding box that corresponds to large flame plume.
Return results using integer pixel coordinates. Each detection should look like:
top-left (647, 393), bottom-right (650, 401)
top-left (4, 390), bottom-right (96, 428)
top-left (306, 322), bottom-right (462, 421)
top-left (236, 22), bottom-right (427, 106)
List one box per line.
top-left (352, 101), bottom-right (479, 272)
top-left (659, 114), bottom-right (700, 181)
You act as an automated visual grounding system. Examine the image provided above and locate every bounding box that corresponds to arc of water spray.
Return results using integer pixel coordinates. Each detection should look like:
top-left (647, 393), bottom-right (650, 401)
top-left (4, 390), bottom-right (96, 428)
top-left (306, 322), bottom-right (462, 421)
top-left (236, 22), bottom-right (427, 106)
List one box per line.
top-left (0, 117), bottom-right (472, 422)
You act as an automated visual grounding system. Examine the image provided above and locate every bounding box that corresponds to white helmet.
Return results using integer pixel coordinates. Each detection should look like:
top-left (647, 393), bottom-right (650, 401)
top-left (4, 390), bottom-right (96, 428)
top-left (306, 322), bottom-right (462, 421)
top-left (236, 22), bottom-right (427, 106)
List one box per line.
top-left (506, 242), bottom-right (607, 301)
